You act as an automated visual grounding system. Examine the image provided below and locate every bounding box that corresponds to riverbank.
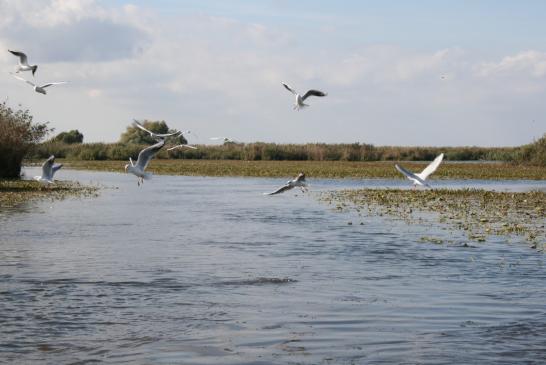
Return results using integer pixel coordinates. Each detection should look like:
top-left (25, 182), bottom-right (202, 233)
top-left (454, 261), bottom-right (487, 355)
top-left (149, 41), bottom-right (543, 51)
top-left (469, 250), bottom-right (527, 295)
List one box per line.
top-left (25, 159), bottom-right (546, 179)
top-left (0, 180), bottom-right (99, 208)
top-left (321, 188), bottom-right (546, 249)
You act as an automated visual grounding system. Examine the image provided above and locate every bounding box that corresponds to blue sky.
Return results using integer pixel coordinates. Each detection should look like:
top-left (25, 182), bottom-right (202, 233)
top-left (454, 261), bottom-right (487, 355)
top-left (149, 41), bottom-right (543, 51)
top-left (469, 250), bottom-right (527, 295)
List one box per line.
top-left (1, 0), bottom-right (545, 146)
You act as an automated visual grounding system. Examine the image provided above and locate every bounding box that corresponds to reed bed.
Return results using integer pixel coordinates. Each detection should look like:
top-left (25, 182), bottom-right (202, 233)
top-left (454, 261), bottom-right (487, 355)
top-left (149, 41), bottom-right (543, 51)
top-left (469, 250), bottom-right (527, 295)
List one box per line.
top-left (26, 159), bottom-right (546, 180)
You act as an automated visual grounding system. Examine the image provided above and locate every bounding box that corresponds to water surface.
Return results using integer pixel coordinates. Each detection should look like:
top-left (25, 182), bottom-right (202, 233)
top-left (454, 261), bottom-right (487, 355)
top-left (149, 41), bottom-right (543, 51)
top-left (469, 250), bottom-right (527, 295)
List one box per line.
top-left (1, 169), bottom-right (545, 364)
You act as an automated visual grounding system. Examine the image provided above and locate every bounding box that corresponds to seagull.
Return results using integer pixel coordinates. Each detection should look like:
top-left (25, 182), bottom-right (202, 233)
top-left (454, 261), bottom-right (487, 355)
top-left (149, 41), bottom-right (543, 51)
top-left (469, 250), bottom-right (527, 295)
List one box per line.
top-left (167, 144), bottom-right (198, 151)
top-left (265, 172), bottom-right (308, 195)
top-left (125, 138), bottom-right (165, 186)
top-left (395, 153), bottom-right (444, 188)
top-left (133, 120), bottom-right (180, 140)
top-left (8, 50), bottom-right (38, 76)
top-left (210, 137), bottom-right (235, 143)
top-left (34, 155), bottom-right (62, 184)
top-left (10, 73), bottom-right (67, 95)
top-left (282, 82), bottom-right (327, 110)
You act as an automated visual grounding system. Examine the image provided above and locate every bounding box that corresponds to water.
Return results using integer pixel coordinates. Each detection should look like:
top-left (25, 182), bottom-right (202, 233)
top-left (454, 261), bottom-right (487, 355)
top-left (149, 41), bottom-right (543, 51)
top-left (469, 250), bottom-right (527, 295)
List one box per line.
top-left (1, 169), bottom-right (545, 364)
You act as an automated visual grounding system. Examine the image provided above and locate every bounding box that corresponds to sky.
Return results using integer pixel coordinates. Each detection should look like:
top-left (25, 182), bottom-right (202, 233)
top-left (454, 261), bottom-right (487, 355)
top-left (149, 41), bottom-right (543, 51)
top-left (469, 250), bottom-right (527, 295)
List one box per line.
top-left (0, 0), bottom-right (545, 146)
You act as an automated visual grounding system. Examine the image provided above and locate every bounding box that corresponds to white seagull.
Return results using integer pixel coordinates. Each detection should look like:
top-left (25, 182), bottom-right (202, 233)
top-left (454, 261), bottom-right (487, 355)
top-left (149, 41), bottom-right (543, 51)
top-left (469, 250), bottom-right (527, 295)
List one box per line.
top-left (10, 73), bottom-right (67, 95)
top-left (265, 172), bottom-right (308, 195)
top-left (133, 120), bottom-right (180, 139)
top-left (167, 144), bottom-right (198, 151)
top-left (395, 153), bottom-right (444, 188)
top-left (282, 82), bottom-right (327, 110)
top-left (210, 137), bottom-right (235, 143)
top-left (34, 155), bottom-right (62, 184)
top-left (8, 50), bottom-right (38, 76)
top-left (125, 138), bottom-right (165, 186)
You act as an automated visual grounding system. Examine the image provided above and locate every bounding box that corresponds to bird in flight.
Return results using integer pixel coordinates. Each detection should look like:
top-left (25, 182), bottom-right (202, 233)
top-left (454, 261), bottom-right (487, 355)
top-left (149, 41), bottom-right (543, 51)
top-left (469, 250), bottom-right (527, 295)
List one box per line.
top-left (10, 73), bottom-right (67, 95)
top-left (133, 120), bottom-right (180, 140)
top-left (282, 82), bottom-right (327, 110)
top-left (265, 172), bottom-right (308, 195)
top-left (8, 50), bottom-right (38, 76)
top-left (34, 155), bottom-right (63, 184)
top-left (395, 153), bottom-right (444, 188)
top-left (125, 138), bottom-right (165, 186)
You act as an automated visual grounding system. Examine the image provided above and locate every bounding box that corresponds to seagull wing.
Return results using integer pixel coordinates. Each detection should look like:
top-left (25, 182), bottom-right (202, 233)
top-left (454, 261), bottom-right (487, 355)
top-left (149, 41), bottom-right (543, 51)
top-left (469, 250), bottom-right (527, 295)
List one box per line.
top-left (10, 72), bottom-right (35, 87)
top-left (395, 164), bottom-right (418, 181)
top-left (135, 139), bottom-right (165, 171)
top-left (41, 81), bottom-right (68, 89)
top-left (41, 155), bottom-right (55, 180)
top-left (210, 137), bottom-right (228, 141)
top-left (52, 164), bottom-right (63, 176)
top-left (9, 50), bottom-right (28, 66)
top-left (167, 144), bottom-right (198, 151)
top-left (265, 183), bottom-right (294, 195)
top-left (416, 153), bottom-right (444, 181)
top-left (282, 82), bottom-right (297, 95)
top-left (134, 120), bottom-right (179, 138)
top-left (302, 89), bottom-right (327, 101)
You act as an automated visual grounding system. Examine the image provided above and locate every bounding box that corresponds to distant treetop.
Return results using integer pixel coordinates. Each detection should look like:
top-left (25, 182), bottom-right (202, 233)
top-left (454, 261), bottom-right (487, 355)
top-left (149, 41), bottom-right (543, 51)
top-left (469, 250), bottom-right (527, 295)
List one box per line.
top-left (52, 129), bottom-right (84, 144)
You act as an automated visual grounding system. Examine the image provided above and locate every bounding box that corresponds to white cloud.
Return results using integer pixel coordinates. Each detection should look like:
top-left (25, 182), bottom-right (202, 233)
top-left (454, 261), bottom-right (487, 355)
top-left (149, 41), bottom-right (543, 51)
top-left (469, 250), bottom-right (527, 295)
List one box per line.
top-left (476, 50), bottom-right (546, 78)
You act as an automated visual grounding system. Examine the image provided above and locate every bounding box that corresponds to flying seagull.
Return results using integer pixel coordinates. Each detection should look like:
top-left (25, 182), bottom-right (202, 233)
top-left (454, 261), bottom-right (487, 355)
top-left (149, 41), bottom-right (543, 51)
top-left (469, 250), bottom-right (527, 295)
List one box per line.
top-left (210, 137), bottom-right (235, 143)
top-left (167, 144), bottom-right (198, 151)
top-left (395, 153), bottom-right (444, 188)
top-left (282, 82), bottom-right (327, 110)
top-left (10, 73), bottom-right (67, 95)
top-left (125, 138), bottom-right (165, 186)
top-left (133, 120), bottom-right (180, 140)
top-left (8, 50), bottom-right (38, 76)
top-left (34, 155), bottom-right (62, 184)
top-left (265, 172), bottom-right (308, 195)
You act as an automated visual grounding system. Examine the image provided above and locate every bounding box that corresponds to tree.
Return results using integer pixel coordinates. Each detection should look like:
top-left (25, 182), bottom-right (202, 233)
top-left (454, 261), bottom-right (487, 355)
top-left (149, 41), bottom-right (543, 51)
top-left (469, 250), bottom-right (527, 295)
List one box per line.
top-left (52, 129), bottom-right (84, 144)
top-left (119, 120), bottom-right (187, 145)
top-left (0, 101), bottom-right (51, 178)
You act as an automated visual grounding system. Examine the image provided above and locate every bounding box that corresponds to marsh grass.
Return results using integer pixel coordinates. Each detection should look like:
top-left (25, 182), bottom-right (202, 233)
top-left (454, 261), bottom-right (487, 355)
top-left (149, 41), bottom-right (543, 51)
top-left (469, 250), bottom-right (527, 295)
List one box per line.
top-left (0, 180), bottom-right (99, 208)
top-left (25, 159), bottom-right (546, 180)
top-left (321, 188), bottom-right (546, 249)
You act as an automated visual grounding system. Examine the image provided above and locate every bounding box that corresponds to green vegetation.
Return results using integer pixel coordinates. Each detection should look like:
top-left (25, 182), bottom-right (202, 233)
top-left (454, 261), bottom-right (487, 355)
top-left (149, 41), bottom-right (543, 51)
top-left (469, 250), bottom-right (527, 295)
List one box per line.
top-left (512, 134), bottom-right (546, 167)
top-left (51, 129), bottom-right (84, 144)
top-left (28, 159), bottom-right (546, 179)
top-left (31, 141), bottom-right (522, 162)
top-left (0, 102), bottom-right (51, 178)
top-left (0, 180), bottom-right (99, 208)
top-left (321, 188), bottom-right (546, 249)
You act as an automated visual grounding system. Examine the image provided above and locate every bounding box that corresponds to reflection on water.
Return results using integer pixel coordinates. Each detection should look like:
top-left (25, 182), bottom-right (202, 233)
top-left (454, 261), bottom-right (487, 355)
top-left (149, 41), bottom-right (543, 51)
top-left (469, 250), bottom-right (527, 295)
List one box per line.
top-left (1, 168), bottom-right (545, 364)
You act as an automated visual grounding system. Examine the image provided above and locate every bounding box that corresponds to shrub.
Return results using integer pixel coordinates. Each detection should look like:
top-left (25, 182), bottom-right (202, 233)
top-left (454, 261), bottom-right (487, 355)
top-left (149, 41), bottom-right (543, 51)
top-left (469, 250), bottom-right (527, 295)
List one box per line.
top-left (0, 102), bottom-right (50, 178)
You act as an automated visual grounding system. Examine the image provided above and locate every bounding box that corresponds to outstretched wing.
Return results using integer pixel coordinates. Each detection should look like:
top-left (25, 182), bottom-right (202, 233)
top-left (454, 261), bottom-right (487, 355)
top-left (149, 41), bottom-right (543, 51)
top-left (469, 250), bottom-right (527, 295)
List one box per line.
top-left (41, 155), bottom-right (55, 180)
top-left (265, 183), bottom-right (294, 195)
top-left (135, 139), bottom-right (165, 171)
top-left (167, 144), bottom-right (198, 151)
top-left (42, 81), bottom-right (68, 89)
top-left (416, 153), bottom-right (444, 181)
top-left (52, 164), bottom-right (63, 174)
top-left (134, 120), bottom-right (179, 138)
top-left (282, 82), bottom-right (297, 95)
top-left (302, 89), bottom-right (327, 101)
top-left (8, 50), bottom-right (28, 65)
top-left (395, 164), bottom-right (418, 181)
top-left (10, 72), bottom-right (35, 87)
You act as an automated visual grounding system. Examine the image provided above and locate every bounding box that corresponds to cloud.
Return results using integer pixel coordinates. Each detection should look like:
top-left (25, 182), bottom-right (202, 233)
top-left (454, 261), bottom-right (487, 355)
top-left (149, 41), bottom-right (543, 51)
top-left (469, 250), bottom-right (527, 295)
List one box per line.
top-left (476, 50), bottom-right (546, 78)
top-left (0, 0), bottom-right (150, 62)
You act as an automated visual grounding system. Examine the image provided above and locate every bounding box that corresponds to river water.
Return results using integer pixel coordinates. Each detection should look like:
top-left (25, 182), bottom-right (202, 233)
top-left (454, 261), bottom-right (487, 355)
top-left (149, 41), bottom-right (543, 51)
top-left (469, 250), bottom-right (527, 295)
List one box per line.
top-left (1, 169), bottom-right (545, 364)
